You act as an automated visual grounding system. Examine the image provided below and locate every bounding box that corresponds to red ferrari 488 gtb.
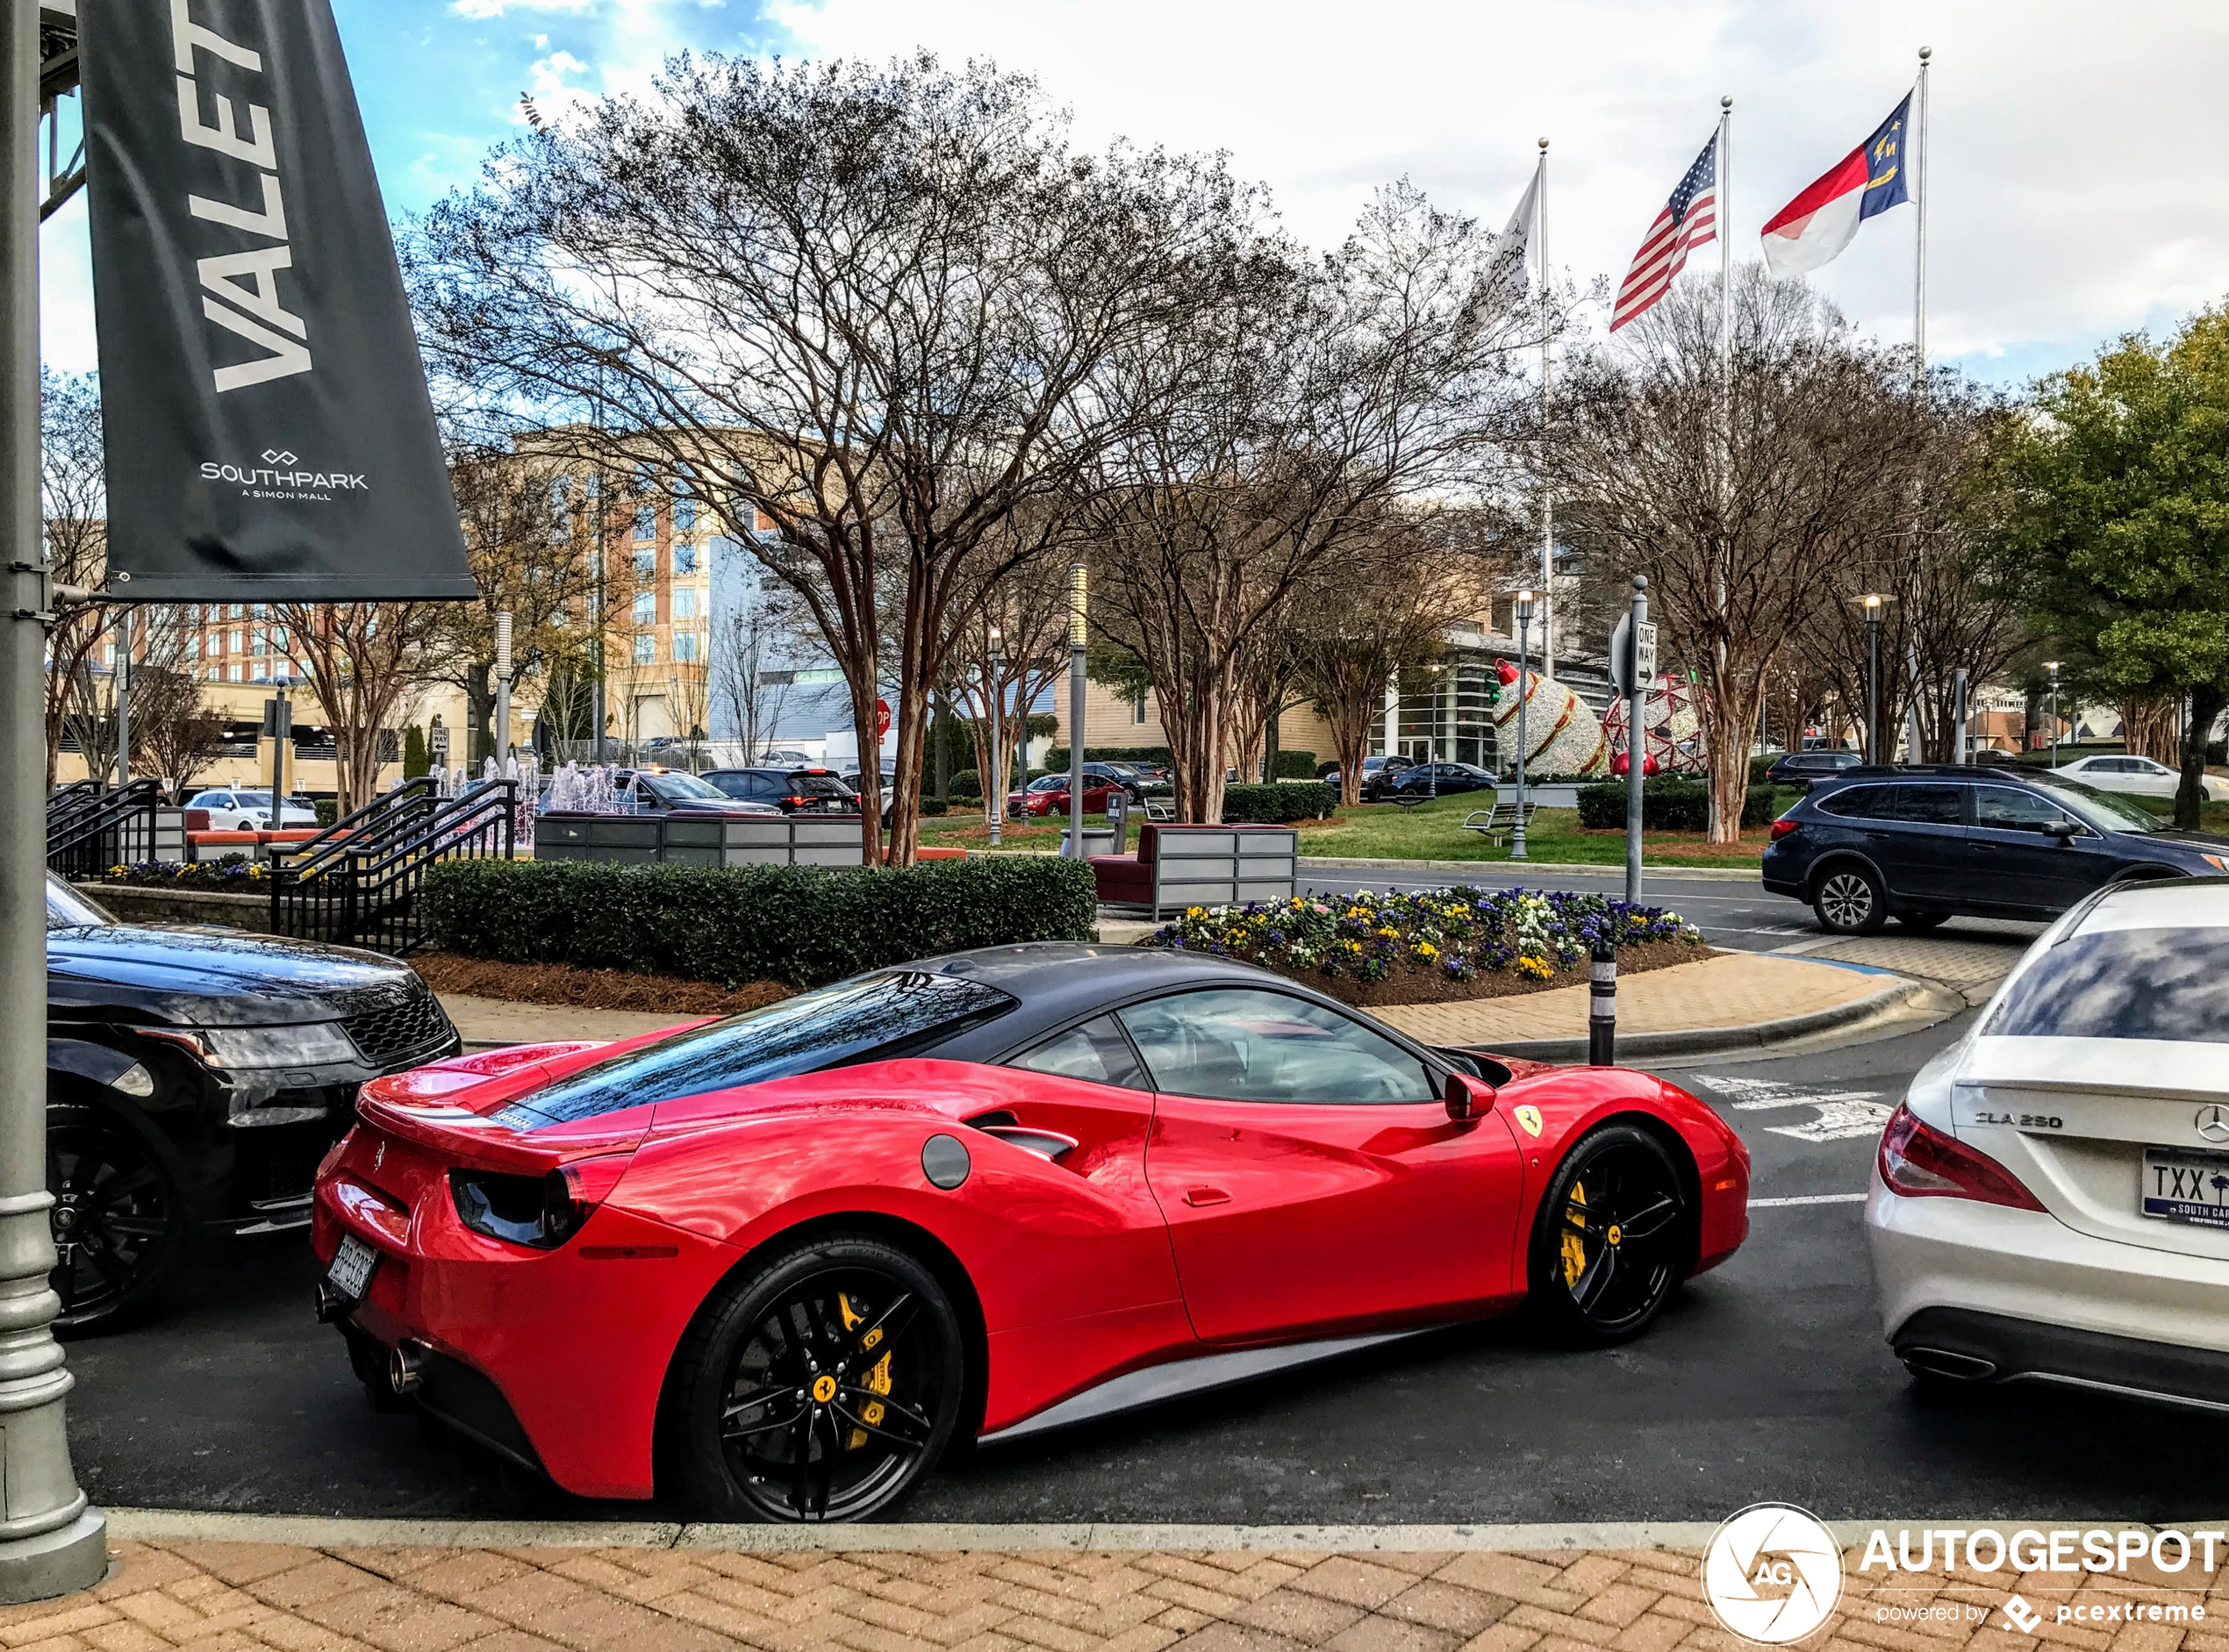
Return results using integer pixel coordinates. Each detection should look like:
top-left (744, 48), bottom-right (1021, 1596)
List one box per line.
top-left (312, 943), bottom-right (1748, 1521)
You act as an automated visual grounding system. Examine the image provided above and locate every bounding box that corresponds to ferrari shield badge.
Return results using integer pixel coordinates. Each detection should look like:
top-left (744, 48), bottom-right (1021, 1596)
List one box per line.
top-left (1515, 1105), bottom-right (1544, 1138)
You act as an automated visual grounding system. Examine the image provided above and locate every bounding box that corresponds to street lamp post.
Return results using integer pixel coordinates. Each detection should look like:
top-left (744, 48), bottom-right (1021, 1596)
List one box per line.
top-left (493, 611), bottom-right (512, 766)
top-left (1067, 563), bottom-right (1086, 856)
top-left (2046, 661), bottom-right (2061, 766)
top-left (1861, 595), bottom-right (1887, 763)
top-left (986, 629), bottom-right (1002, 848)
top-left (1514, 590), bottom-right (1535, 862)
top-left (1425, 664), bottom-right (1440, 803)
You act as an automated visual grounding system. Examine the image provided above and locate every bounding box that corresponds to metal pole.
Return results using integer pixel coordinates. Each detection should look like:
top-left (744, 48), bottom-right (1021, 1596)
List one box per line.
top-left (1067, 562), bottom-right (1086, 854)
top-left (1915, 46), bottom-right (1931, 386)
top-left (493, 611), bottom-right (512, 766)
top-left (1952, 668), bottom-right (1968, 764)
top-left (1719, 95), bottom-right (1732, 389)
top-left (1867, 612), bottom-right (1881, 763)
top-left (111, 608), bottom-right (127, 785)
top-left (987, 633), bottom-right (1002, 848)
top-left (0, 0), bottom-right (104, 1599)
top-left (1425, 668), bottom-right (1438, 801)
top-left (1537, 138), bottom-right (1553, 682)
top-left (269, 686), bottom-right (288, 817)
top-left (1512, 598), bottom-right (1531, 861)
top-left (1625, 576), bottom-right (1647, 905)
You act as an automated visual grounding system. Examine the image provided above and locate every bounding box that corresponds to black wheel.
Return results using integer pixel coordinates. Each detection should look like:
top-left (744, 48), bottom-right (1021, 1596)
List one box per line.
top-left (1895, 911), bottom-right (1950, 931)
top-left (1812, 864), bottom-right (1889, 935)
top-left (1527, 1125), bottom-right (1689, 1347)
top-left (663, 1234), bottom-right (964, 1522)
top-left (47, 1098), bottom-right (191, 1335)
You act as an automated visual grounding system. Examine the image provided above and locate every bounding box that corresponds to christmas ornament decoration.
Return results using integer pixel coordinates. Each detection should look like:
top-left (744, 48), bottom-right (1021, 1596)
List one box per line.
top-left (1489, 660), bottom-right (1611, 776)
top-left (1602, 674), bottom-right (1707, 775)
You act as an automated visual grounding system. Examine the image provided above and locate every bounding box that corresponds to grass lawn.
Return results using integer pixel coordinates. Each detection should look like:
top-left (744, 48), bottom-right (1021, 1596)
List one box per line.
top-left (913, 792), bottom-right (1779, 867)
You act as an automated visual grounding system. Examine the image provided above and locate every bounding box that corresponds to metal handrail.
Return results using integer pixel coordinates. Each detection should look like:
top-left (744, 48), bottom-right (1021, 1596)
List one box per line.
top-left (269, 781), bottom-right (517, 955)
top-left (270, 777), bottom-right (438, 881)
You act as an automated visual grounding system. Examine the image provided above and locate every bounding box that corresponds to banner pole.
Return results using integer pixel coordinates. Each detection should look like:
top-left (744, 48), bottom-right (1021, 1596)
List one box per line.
top-left (0, 1), bottom-right (107, 1601)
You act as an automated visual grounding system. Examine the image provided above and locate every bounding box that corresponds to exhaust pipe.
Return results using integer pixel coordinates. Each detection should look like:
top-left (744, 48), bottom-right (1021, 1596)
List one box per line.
top-left (314, 1279), bottom-right (351, 1324)
top-left (389, 1340), bottom-right (429, 1397)
top-left (1901, 1346), bottom-right (1997, 1382)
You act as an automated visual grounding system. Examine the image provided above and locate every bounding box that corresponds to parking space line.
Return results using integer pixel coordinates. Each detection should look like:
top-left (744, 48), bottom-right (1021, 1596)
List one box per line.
top-left (1747, 1192), bottom-right (1867, 1208)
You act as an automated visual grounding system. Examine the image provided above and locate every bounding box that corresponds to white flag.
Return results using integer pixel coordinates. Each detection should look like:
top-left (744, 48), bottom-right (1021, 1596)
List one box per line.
top-left (1489, 168), bottom-right (1540, 303)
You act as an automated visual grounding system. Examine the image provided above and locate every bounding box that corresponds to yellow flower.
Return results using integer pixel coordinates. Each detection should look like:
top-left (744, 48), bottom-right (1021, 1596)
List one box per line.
top-left (1187, 906), bottom-right (1206, 918)
top-left (1348, 940), bottom-right (1363, 953)
top-left (1416, 942), bottom-right (1437, 959)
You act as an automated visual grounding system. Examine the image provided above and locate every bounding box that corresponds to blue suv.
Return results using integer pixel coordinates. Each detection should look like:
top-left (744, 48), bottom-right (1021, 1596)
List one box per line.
top-left (1760, 764), bottom-right (2229, 934)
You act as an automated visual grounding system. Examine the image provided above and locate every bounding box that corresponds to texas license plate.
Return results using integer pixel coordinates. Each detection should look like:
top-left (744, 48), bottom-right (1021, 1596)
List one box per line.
top-left (326, 1233), bottom-right (378, 1298)
top-left (2141, 1147), bottom-right (2229, 1229)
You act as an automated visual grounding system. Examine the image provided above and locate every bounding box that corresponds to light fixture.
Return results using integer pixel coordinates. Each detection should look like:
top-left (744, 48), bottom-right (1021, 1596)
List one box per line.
top-left (1069, 563), bottom-right (1088, 647)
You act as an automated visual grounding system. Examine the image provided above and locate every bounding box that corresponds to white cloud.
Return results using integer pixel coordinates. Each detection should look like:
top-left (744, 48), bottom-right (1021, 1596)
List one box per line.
top-left (451, 0), bottom-right (597, 18)
top-left (769, 0), bottom-right (2229, 378)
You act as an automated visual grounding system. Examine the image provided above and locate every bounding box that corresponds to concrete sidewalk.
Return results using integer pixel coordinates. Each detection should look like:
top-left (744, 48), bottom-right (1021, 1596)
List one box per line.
top-left (441, 951), bottom-right (1906, 1056)
top-left (23, 1519), bottom-right (2229, 1652)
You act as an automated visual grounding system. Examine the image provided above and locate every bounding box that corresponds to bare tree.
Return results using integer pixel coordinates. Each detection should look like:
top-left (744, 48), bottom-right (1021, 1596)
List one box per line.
top-left (1556, 268), bottom-right (1932, 841)
top-left (1084, 183), bottom-right (1537, 823)
top-left (1295, 512), bottom-right (1500, 805)
top-left (276, 604), bottom-right (441, 812)
top-left (410, 54), bottom-right (1235, 862)
top-left (947, 541), bottom-right (1071, 827)
top-left (713, 582), bottom-right (798, 762)
top-left (41, 369), bottom-right (111, 791)
top-left (128, 607), bottom-right (225, 794)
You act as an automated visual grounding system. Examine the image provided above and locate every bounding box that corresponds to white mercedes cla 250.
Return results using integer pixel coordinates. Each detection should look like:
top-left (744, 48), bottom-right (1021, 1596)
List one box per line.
top-left (1868, 877), bottom-right (2229, 1409)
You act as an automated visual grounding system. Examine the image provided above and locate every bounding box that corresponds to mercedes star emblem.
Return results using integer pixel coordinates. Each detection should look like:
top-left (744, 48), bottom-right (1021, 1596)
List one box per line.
top-left (2197, 1105), bottom-right (2229, 1145)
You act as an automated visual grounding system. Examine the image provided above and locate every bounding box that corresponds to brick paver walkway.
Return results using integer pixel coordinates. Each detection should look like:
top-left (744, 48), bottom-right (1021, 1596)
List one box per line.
top-left (1794, 936), bottom-right (2035, 1007)
top-left (12, 1530), bottom-right (2225, 1652)
top-left (1373, 954), bottom-right (1893, 1048)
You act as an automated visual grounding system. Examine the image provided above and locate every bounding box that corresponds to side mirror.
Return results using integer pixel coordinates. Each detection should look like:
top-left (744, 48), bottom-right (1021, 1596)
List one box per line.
top-left (2043, 819), bottom-right (2079, 840)
top-left (1442, 1069), bottom-right (1496, 1123)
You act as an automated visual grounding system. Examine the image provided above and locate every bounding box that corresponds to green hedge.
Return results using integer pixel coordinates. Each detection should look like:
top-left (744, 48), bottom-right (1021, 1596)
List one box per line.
top-left (1271, 750), bottom-right (1318, 780)
top-left (313, 798), bottom-right (340, 827)
top-left (1220, 782), bottom-right (1338, 824)
top-left (950, 768), bottom-right (982, 798)
top-left (422, 857), bottom-right (1099, 988)
top-left (1576, 780), bottom-right (1775, 831)
top-left (1043, 745), bottom-right (1172, 770)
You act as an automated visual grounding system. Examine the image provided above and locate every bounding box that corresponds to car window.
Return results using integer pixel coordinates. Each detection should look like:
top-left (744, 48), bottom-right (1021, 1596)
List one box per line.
top-left (2088, 758), bottom-right (2128, 773)
top-left (1815, 784), bottom-right (1891, 820)
top-left (1116, 989), bottom-right (1437, 1105)
top-left (236, 791), bottom-right (269, 807)
top-left (1974, 788), bottom-right (2077, 834)
top-left (2135, 759), bottom-right (2173, 775)
top-left (187, 790), bottom-right (221, 807)
top-left (46, 876), bottom-right (111, 929)
top-left (492, 970), bottom-right (1020, 1128)
top-left (1007, 1015), bottom-right (1150, 1091)
top-left (642, 772), bottom-right (727, 802)
top-left (1887, 784), bottom-right (1963, 826)
top-left (1987, 927), bottom-right (2229, 1043)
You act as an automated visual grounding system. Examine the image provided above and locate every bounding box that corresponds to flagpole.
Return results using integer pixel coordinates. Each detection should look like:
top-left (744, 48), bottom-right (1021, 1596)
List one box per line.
top-left (1537, 137), bottom-right (1552, 682)
top-left (1719, 96), bottom-right (1732, 383)
top-left (1915, 46), bottom-right (1932, 390)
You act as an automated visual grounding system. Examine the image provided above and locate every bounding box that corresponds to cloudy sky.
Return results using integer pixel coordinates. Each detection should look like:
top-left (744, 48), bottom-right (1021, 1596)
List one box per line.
top-left (40, 0), bottom-right (2229, 387)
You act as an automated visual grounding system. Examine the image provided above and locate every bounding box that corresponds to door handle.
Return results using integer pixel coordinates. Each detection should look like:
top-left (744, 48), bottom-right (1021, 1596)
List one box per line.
top-left (1972, 841), bottom-right (1996, 852)
top-left (1863, 831), bottom-right (1890, 840)
top-left (1183, 1185), bottom-right (1231, 1207)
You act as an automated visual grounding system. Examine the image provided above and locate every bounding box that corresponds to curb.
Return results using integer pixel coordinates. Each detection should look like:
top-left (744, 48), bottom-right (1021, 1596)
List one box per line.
top-left (1480, 976), bottom-right (1926, 1062)
top-left (93, 1507), bottom-right (1849, 1554)
top-left (1297, 856), bottom-right (1762, 883)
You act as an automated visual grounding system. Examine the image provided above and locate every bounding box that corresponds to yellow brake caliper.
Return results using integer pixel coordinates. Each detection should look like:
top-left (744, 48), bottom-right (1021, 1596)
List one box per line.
top-left (836, 1293), bottom-right (893, 1451)
top-left (1561, 1181), bottom-right (1588, 1289)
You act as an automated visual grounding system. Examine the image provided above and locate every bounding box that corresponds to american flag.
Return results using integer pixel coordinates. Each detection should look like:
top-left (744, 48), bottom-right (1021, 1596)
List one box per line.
top-left (1609, 132), bottom-right (1720, 332)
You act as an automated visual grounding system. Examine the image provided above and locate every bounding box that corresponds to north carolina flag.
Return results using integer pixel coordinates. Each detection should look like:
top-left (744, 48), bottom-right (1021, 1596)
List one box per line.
top-left (1760, 93), bottom-right (1914, 277)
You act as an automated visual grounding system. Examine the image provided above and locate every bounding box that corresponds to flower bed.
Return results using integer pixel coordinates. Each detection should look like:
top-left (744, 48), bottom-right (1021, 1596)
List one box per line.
top-left (102, 855), bottom-right (266, 890)
top-left (1147, 887), bottom-right (1708, 1008)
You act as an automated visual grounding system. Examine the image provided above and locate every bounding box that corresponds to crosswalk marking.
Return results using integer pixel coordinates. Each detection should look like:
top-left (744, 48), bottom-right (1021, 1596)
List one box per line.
top-left (1748, 1192), bottom-right (1868, 1208)
top-left (1691, 1075), bottom-right (1895, 1142)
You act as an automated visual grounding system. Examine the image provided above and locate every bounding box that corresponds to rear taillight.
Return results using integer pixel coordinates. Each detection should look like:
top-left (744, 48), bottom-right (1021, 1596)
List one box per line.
top-left (783, 795), bottom-right (807, 805)
top-left (1770, 819), bottom-right (1802, 840)
top-left (1878, 1104), bottom-right (2043, 1211)
top-left (450, 1153), bottom-right (631, 1249)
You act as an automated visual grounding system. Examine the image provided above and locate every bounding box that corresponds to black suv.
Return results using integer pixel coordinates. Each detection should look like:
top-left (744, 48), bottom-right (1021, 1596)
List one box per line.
top-left (1765, 749), bottom-right (1864, 786)
top-left (44, 877), bottom-right (458, 1332)
top-left (700, 766), bottom-right (860, 814)
top-left (1760, 764), bottom-right (2229, 934)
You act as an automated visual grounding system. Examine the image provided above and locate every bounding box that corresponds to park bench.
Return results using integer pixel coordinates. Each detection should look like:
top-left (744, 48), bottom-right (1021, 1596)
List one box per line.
top-left (1461, 800), bottom-right (1538, 845)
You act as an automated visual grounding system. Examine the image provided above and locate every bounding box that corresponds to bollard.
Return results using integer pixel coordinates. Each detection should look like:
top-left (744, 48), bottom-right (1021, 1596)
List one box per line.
top-left (1588, 935), bottom-right (1616, 1066)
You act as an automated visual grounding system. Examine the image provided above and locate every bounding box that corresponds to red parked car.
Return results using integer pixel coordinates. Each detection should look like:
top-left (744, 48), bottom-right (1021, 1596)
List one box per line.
top-left (312, 946), bottom-right (1749, 1522)
top-left (1006, 775), bottom-right (1116, 818)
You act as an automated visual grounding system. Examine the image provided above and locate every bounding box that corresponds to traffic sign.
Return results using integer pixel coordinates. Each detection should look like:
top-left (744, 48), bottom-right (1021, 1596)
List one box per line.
top-left (1609, 617), bottom-right (1630, 694)
top-left (1635, 621), bottom-right (1659, 682)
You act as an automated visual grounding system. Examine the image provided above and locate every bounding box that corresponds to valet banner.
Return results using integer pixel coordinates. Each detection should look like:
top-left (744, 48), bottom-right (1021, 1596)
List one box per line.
top-left (79, 0), bottom-right (475, 601)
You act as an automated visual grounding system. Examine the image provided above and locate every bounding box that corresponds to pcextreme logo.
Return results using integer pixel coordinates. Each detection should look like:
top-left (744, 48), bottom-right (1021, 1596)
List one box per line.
top-left (1702, 1504), bottom-right (1843, 1645)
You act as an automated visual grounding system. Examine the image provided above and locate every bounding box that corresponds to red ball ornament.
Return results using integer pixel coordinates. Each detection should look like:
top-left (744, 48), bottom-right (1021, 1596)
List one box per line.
top-left (1494, 658), bottom-right (1520, 686)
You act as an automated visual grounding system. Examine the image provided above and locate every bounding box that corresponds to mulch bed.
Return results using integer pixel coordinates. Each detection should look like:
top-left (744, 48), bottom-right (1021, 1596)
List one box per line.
top-left (1242, 937), bottom-right (1715, 1010)
top-left (410, 952), bottom-right (793, 1019)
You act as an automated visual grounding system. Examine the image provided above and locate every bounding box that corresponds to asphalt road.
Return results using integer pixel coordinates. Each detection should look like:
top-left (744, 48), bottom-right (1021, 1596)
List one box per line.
top-left (68, 976), bottom-right (2229, 1527)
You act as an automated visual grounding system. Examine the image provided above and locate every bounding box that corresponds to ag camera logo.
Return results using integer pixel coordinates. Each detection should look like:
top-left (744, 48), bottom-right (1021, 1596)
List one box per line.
top-left (1702, 1503), bottom-right (1844, 1644)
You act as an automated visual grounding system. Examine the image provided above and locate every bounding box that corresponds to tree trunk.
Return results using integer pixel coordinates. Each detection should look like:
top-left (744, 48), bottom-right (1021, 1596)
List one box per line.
top-left (2177, 686), bottom-right (2223, 830)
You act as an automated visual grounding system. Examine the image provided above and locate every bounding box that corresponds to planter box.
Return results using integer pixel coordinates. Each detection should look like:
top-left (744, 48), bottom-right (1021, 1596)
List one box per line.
top-left (534, 812), bottom-right (867, 869)
top-left (77, 882), bottom-right (272, 933)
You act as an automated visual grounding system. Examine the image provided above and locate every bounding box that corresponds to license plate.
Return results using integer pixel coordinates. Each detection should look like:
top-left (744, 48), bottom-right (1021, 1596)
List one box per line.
top-left (2141, 1146), bottom-right (2229, 1229)
top-left (326, 1233), bottom-right (378, 1298)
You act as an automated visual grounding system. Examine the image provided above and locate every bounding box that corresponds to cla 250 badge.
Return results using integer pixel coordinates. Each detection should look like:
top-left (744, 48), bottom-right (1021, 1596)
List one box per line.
top-left (1969, 1111), bottom-right (2063, 1129)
